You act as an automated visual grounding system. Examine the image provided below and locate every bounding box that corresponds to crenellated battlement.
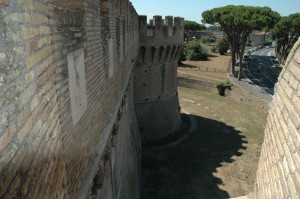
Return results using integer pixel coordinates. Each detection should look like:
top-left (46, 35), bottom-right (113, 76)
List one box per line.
top-left (139, 15), bottom-right (184, 44)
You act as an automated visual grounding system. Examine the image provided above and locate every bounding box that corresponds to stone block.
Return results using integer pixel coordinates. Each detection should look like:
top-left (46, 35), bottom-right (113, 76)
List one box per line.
top-left (290, 110), bottom-right (300, 129)
top-left (27, 46), bottom-right (52, 68)
top-left (31, 13), bottom-right (48, 25)
top-left (18, 0), bottom-right (32, 8)
top-left (18, 105), bottom-right (31, 127)
top-left (23, 27), bottom-right (39, 40)
top-left (294, 52), bottom-right (300, 64)
top-left (6, 27), bottom-right (21, 42)
top-left (38, 36), bottom-right (51, 48)
top-left (287, 175), bottom-right (298, 198)
top-left (26, 40), bottom-right (39, 54)
top-left (281, 79), bottom-right (294, 99)
top-left (289, 75), bottom-right (299, 91)
top-left (17, 116), bottom-right (33, 143)
top-left (37, 55), bottom-right (53, 76)
top-left (39, 26), bottom-right (51, 35)
top-left (290, 62), bottom-right (300, 82)
top-left (0, 112), bottom-right (8, 129)
top-left (20, 85), bottom-right (34, 106)
top-left (35, 71), bottom-right (49, 90)
top-left (293, 172), bottom-right (300, 196)
top-left (31, 96), bottom-right (39, 111)
top-left (25, 70), bottom-right (35, 84)
top-left (0, 124), bottom-right (16, 151)
top-left (38, 76), bottom-right (52, 99)
top-left (32, 3), bottom-right (48, 14)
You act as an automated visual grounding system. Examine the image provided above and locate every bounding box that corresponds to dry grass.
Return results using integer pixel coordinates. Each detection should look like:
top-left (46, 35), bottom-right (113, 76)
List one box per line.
top-left (178, 53), bottom-right (231, 83)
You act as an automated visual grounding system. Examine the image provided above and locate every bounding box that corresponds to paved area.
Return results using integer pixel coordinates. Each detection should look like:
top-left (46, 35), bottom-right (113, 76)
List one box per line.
top-left (228, 47), bottom-right (282, 102)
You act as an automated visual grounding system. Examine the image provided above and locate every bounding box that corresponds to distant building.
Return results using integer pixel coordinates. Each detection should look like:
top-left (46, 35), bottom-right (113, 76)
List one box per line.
top-left (248, 31), bottom-right (270, 47)
top-left (188, 30), bottom-right (213, 40)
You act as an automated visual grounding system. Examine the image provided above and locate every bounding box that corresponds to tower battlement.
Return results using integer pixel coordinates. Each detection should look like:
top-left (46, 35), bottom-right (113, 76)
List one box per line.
top-left (139, 15), bottom-right (184, 44)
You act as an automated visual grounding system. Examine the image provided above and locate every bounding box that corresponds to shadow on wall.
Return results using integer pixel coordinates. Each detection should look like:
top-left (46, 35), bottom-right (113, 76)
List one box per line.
top-left (141, 114), bottom-right (247, 199)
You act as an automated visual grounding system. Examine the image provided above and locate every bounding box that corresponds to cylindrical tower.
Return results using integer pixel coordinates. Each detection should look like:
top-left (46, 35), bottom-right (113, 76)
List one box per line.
top-left (133, 15), bottom-right (184, 141)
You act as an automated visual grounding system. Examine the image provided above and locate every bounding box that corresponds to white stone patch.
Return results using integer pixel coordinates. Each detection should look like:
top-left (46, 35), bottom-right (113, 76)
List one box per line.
top-left (67, 48), bottom-right (87, 126)
top-left (147, 29), bottom-right (153, 37)
top-left (168, 28), bottom-right (173, 36)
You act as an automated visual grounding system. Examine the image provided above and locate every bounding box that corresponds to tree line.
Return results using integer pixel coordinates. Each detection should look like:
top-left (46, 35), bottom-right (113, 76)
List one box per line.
top-left (273, 13), bottom-right (300, 62)
top-left (202, 5), bottom-right (281, 80)
top-left (183, 6), bottom-right (300, 81)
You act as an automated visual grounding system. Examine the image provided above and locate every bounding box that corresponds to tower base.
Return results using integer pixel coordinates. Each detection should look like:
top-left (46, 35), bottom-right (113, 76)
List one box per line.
top-left (135, 94), bottom-right (182, 141)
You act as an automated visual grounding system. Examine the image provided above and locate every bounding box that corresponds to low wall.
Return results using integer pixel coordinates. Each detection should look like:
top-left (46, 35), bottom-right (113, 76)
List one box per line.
top-left (178, 76), bottom-right (269, 111)
top-left (178, 76), bottom-right (216, 92)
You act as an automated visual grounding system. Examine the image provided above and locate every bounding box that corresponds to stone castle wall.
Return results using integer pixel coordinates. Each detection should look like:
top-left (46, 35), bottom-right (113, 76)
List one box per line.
top-left (4, 0), bottom-right (300, 198)
top-left (0, 0), bottom-right (141, 198)
top-left (252, 37), bottom-right (300, 198)
top-left (134, 15), bottom-right (184, 141)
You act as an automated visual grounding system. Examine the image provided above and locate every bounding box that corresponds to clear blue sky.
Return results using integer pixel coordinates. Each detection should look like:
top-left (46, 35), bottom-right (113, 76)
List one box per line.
top-left (130, 0), bottom-right (300, 24)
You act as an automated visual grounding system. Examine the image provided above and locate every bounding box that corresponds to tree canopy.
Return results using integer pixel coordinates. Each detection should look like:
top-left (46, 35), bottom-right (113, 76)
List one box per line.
top-left (273, 13), bottom-right (300, 60)
top-left (184, 20), bottom-right (206, 32)
top-left (202, 6), bottom-right (280, 80)
top-left (207, 25), bottom-right (221, 32)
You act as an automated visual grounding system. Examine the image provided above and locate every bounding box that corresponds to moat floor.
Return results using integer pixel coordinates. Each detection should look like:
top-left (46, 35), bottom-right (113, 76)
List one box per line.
top-left (141, 87), bottom-right (267, 199)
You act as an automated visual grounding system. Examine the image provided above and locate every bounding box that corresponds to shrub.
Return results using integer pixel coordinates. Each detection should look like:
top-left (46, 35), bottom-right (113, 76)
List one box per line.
top-left (264, 41), bottom-right (272, 46)
top-left (178, 49), bottom-right (186, 63)
top-left (184, 41), bottom-right (208, 61)
top-left (216, 81), bottom-right (232, 96)
top-left (201, 35), bottom-right (216, 43)
top-left (216, 81), bottom-right (233, 89)
top-left (211, 45), bottom-right (217, 53)
top-left (216, 38), bottom-right (229, 55)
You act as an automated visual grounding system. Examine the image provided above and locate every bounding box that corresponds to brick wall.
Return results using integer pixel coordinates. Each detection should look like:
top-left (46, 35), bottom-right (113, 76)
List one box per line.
top-left (0, 1), bottom-right (64, 197)
top-left (0, 0), bottom-right (140, 198)
top-left (252, 37), bottom-right (300, 198)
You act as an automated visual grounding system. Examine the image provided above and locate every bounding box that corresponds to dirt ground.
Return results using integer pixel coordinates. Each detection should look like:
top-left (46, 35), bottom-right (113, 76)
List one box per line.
top-left (141, 54), bottom-right (268, 199)
top-left (178, 53), bottom-right (231, 83)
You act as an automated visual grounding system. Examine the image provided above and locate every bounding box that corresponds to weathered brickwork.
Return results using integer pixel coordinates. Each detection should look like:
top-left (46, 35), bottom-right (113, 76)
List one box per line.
top-left (0, 1), bottom-right (63, 198)
top-left (252, 37), bottom-right (300, 199)
top-left (0, 0), bottom-right (141, 198)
